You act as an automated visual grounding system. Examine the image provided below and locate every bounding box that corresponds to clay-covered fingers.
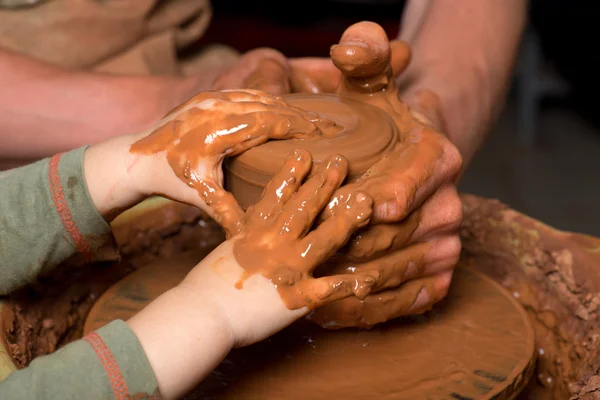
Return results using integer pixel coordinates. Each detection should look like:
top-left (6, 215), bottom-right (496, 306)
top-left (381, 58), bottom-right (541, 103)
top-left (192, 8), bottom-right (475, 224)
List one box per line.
top-left (281, 270), bottom-right (380, 310)
top-left (330, 21), bottom-right (391, 78)
top-left (274, 154), bottom-right (349, 238)
top-left (288, 40), bottom-right (410, 95)
top-left (389, 40), bottom-right (411, 77)
top-left (355, 128), bottom-right (461, 224)
top-left (222, 110), bottom-right (320, 157)
top-left (347, 185), bottom-right (462, 260)
top-left (342, 235), bottom-right (460, 294)
top-left (248, 149), bottom-right (312, 225)
top-left (299, 192), bottom-right (373, 270)
top-left (212, 48), bottom-right (291, 95)
top-left (289, 58), bottom-right (340, 94)
top-left (195, 179), bottom-right (245, 238)
top-left (309, 271), bottom-right (452, 329)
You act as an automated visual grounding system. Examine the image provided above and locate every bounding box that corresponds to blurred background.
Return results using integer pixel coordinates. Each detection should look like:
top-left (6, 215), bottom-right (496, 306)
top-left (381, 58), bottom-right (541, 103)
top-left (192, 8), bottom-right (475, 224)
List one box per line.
top-left (197, 0), bottom-right (600, 236)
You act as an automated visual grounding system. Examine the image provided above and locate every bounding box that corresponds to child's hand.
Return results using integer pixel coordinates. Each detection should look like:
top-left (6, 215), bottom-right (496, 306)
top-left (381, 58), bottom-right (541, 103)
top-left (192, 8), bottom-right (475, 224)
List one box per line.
top-left (126, 149), bottom-right (377, 398)
top-left (128, 89), bottom-right (324, 237)
top-left (180, 148), bottom-right (377, 346)
top-left (85, 89), bottom-right (323, 235)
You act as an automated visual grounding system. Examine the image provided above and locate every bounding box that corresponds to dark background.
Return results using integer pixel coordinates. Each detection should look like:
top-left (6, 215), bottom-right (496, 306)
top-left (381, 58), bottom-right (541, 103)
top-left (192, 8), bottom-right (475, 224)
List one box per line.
top-left (198, 0), bottom-right (600, 236)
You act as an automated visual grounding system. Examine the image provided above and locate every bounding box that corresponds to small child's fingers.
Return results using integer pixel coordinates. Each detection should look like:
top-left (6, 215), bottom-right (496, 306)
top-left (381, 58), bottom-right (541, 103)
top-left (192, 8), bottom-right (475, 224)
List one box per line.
top-left (298, 191), bottom-right (373, 271)
top-left (249, 149), bottom-right (312, 224)
top-left (280, 271), bottom-right (380, 310)
top-left (275, 155), bottom-right (349, 239)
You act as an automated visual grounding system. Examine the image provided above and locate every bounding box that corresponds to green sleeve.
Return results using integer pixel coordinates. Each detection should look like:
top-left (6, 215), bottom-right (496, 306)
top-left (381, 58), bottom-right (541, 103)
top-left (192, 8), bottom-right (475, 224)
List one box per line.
top-left (0, 146), bottom-right (119, 295)
top-left (0, 320), bottom-right (161, 399)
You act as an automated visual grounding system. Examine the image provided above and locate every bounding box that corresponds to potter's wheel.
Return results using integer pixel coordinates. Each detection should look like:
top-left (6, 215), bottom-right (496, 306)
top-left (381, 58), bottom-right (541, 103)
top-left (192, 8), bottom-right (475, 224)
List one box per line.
top-left (85, 254), bottom-right (535, 400)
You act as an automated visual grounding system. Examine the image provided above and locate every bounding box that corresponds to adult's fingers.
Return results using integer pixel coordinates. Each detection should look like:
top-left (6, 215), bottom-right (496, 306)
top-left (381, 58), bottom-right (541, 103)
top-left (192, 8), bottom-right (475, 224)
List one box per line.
top-left (212, 48), bottom-right (290, 95)
top-left (209, 110), bottom-right (319, 157)
top-left (298, 191), bottom-right (373, 270)
top-left (288, 41), bottom-right (410, 95)
top-left (275, 154), bottom-right (349, 239)
top-left (330, 21), bottom-right (391, 78)
top-left (308, 271), bottom-right (452, 329)
top-left (249, 149), bottom-right (312, 226)
top-left (324, 127), bottom-right (460, 225)
top-left (389, 40), bottom-right (412, 77)
top-left (279, 270), bottom-right (380, 310)
top-left (346, 184), bottom-right (462, 259)
top-left (288, 58), bottom-right (340, 94)
top-left (337, 235), bottom-right (460, 294)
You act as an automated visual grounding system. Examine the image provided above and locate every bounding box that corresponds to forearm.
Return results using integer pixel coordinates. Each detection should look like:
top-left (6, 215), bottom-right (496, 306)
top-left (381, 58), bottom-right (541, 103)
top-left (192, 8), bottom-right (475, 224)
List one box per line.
top-left (398, 0), bottom-right (527, 166)
top-left (0, 48), bottom-right (203, 161)
top-left (127, 286), bottom-right (235, 399)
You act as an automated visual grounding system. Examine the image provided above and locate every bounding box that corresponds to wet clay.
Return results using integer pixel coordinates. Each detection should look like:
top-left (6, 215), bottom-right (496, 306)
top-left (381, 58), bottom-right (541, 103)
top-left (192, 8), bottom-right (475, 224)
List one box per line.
top-left (224, 94), bottom-right (399, 209)
top-left (223, 22), bottom-right (443, 321)
top-left (83, 260), bottom-right (534, 399)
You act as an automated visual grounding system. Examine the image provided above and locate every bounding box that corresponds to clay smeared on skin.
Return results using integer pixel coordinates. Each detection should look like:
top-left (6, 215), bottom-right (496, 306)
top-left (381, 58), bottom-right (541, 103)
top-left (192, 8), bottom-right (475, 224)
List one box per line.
top-left (231, 150), bottom-right (377, 310)
top-left (128, 90), bottom-right (335, 237)
top-left (223, 22), bottom-right (445, 321)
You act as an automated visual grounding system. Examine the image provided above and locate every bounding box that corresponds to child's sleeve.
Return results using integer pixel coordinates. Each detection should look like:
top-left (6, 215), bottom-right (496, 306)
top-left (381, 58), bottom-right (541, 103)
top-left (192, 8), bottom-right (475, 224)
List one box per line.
top-left (0, 146), bottom-right (120, 295)
top-left (0, 320), bottom-right (161, 399)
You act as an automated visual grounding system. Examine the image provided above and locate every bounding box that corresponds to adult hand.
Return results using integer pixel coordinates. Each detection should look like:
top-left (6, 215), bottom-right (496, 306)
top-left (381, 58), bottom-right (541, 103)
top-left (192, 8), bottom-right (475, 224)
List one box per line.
top-left (211, 48), bottom-right (291, 95)
top-left (287, 23), bottom-right (411, 94)
top-left (303, 22), bottom-right (463, 328)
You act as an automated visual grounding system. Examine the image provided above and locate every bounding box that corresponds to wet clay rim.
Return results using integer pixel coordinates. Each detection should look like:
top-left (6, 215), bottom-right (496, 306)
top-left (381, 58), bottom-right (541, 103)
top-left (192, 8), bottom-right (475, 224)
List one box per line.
top-left (225, 93), bottom-right (399, 187)
top-left (468, 264), bottom-right (536, 400)
top-left (0, 196), bottom-right (173, 381)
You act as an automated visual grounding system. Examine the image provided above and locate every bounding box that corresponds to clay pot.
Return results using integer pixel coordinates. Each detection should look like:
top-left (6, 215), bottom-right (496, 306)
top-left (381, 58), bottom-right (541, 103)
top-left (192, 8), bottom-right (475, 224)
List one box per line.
top-left (224, 93), bottom-right (399, 209)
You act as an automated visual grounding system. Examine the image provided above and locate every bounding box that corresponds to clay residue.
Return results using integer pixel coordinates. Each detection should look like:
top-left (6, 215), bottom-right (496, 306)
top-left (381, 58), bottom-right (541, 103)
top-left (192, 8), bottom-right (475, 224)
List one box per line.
top-left (459, 194), bottom-right (600, 400)
top-left (232, 150), bottom-right (376, 310)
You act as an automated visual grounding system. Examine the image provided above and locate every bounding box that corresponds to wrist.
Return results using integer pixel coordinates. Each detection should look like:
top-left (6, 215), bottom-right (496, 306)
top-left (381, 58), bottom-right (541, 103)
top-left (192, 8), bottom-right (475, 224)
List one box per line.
top-left (84, 133), bottom-right (146, 221)
top-left (127, 285), bottom-right (234, 399)
top-left (398, 63), bottom-right (490, 167)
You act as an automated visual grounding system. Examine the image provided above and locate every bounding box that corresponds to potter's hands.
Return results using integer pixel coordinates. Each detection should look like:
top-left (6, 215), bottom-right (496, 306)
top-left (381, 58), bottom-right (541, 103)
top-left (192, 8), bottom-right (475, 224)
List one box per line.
top-left (311, 100), bottom-right (463, 329)
top-left (212, 48), bottom-right (292, 95)
top-left (125, 89), bottom-right (324, 237)
top-left (288, 22), bottom-right (411, 94)
top-left (180, 149), bottom-right (376, 346)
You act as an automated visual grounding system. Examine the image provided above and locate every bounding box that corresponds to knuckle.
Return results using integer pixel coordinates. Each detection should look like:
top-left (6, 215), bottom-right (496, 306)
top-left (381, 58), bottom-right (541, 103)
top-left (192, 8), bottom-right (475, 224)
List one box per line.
top-left (435, 271), bottom-right (454, 301)
top-left (443, 141), bottom-right (463, 176)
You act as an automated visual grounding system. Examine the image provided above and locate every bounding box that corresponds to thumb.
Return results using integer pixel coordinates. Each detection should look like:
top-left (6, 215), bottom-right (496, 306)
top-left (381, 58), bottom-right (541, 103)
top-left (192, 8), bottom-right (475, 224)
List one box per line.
top-left (288, 57), bottom-right (341, 94)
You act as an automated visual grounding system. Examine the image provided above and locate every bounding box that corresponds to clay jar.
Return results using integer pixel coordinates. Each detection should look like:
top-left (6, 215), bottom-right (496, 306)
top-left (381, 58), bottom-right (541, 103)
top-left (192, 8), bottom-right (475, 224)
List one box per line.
top-left (224, 93), bottom-right (399, 209)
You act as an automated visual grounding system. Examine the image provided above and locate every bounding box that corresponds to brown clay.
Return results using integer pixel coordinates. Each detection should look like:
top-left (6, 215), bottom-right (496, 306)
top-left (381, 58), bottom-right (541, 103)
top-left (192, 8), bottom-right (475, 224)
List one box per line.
top-left (224, 93), bottom-right (399, 209)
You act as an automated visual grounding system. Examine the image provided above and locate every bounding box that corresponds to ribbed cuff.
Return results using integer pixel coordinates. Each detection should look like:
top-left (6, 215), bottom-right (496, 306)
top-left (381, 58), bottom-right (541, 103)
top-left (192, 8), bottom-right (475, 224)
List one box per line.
top-left (52, 146), bottom-right (118, 263)
top-left (86, 320), bottom-right (161, 399)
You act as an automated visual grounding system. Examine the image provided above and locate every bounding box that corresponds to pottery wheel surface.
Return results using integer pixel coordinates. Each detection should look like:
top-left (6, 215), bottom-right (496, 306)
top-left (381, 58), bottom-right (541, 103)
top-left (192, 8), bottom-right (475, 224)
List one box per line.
top-left (85, 254), bottom-right (535, 400)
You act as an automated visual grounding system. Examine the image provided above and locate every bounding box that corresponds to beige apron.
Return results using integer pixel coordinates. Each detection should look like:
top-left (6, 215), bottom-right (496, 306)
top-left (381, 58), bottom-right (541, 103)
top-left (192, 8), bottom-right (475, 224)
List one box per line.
top-left (0, 0), bottom-right (239, 75)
